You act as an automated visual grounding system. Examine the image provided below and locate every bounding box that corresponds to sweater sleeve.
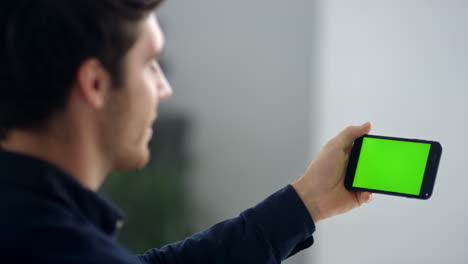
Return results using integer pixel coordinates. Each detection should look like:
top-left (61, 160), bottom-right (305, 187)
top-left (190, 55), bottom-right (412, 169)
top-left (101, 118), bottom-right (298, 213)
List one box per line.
top-left (137, 184), bottom-right (315, 264)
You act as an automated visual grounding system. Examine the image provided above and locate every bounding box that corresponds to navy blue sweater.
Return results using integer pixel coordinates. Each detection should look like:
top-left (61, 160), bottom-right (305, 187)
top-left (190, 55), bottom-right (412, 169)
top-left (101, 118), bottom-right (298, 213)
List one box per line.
top-left (0, 150), bottom-right (315, 263)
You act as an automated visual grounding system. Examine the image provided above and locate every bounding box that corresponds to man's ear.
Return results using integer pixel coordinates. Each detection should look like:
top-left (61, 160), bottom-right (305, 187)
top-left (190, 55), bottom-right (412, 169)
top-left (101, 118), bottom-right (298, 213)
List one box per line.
top-left (74, 58), bottom-right (112, 109)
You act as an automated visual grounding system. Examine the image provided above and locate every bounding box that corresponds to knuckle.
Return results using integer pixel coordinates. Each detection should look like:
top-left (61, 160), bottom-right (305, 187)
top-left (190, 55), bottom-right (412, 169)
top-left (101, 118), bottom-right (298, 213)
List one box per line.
top-left (345, 125), bottom-right (355, 133)
top-left (326, 137), bottom-right (337, 146)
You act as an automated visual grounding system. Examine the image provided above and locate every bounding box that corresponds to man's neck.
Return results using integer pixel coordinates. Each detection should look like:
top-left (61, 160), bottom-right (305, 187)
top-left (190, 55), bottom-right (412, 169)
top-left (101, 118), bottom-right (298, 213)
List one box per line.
top-left (1, 128), bottom-right (108, 191)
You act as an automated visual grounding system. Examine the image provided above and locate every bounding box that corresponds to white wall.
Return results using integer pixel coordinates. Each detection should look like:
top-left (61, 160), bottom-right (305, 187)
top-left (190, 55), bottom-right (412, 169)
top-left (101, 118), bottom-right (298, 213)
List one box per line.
top-left (309, 0), bottom-right (468, 263)
top-left (158, 1), bottom-right (316, 263)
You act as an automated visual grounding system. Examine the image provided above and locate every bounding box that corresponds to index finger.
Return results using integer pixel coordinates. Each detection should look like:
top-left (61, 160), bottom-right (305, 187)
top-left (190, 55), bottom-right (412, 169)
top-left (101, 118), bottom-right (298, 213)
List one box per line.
top-left (335, 122), bottom-right (372, 148)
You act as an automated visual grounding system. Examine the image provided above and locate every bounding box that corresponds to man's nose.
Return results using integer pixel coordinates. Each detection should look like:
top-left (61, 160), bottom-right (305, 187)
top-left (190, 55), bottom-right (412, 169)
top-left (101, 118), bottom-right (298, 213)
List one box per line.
top-left (158, 69), bottom-right (173, 101)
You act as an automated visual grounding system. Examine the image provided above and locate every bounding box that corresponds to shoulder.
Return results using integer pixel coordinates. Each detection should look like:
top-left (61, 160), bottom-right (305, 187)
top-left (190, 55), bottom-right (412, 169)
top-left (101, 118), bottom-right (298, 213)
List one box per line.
top-left (0, 191), bottom-right (137, 263)
top-left (0, 215), bottom-right (137, 263)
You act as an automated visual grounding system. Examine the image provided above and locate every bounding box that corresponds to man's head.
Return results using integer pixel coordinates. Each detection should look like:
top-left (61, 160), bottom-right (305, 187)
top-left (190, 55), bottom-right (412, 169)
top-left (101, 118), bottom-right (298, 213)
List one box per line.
top-left (0, 0), bottom-right (172, 174)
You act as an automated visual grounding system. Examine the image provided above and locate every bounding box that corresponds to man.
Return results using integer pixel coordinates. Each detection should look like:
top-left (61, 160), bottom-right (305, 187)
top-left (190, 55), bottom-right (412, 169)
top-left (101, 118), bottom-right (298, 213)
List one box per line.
top-left (0, 0), bottom-right (373, 263)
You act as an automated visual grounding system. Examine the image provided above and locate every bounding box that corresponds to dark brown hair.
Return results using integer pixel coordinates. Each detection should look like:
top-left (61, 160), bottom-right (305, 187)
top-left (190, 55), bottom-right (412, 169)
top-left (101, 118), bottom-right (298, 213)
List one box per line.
top-left (0, 0), bottom-right (164, 140)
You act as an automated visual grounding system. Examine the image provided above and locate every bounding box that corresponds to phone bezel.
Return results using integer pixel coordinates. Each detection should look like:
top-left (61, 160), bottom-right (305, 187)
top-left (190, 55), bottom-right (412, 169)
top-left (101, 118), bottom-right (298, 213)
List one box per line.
top-left (344, 134), bottom-right (442, 200)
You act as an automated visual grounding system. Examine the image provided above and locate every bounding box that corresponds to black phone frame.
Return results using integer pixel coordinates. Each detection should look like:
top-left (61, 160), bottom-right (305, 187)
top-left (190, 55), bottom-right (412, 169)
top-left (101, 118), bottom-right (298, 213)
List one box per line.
top-left (344, 134), bottom-right (442, 200)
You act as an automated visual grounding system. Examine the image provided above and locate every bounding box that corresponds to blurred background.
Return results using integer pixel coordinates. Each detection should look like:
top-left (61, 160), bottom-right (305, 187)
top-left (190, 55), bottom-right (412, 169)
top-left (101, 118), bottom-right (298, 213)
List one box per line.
top-left (102, 0), bottom-right (468, 263)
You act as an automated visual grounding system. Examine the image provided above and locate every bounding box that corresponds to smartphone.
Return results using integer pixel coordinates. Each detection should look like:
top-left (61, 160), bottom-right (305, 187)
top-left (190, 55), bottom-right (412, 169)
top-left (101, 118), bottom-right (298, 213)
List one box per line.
top-left (344, 135), bottom-right (442, 199)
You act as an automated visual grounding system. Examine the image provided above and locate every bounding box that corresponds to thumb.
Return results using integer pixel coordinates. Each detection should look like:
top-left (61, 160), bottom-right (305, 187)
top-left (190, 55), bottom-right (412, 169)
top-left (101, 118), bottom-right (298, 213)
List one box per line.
top-left (358, 192), bottom-right (374, 204)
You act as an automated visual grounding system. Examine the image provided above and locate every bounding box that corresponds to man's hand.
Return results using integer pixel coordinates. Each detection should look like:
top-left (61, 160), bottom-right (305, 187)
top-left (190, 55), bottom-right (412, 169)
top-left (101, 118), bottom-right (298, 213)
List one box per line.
top-left (292, 122), bottom-right (374, 223)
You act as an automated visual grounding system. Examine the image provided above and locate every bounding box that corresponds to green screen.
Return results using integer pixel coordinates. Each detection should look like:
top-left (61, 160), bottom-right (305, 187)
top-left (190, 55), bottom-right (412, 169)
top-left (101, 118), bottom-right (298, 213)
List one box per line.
top-left (352, 137), bottom-right (431, 195)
